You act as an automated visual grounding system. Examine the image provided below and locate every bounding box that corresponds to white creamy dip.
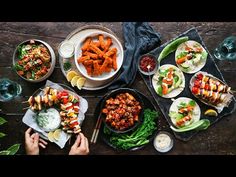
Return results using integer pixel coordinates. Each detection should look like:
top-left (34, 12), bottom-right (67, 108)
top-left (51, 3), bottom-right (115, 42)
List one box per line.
top-left (59, 40), bottom-right (74, 58)
top-left (36, 108), bottom-right (61, 132)
top-left (154, 132), bottom-right (173, 153)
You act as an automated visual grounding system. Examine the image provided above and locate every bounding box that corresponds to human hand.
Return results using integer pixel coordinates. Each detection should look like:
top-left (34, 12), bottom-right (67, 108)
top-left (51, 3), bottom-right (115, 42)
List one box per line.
top-left (25, 128), bottom-right (48, 155)
top-left (69, 133), bottom-right (89, 155)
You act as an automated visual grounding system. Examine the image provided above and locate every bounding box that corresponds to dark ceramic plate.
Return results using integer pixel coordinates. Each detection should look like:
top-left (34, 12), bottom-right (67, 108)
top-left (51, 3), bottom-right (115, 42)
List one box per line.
top-left (95, 89), bottom-right (159, 151)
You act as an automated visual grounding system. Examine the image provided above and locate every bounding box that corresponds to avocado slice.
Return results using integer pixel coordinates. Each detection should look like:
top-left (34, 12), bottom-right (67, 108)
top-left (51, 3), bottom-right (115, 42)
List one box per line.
top-left (173, 71), bottom-right (182, 88)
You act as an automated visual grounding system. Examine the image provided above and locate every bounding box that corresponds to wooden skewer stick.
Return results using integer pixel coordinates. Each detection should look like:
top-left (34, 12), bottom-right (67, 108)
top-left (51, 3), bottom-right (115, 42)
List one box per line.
top-left (22, 101), bottom-right (28, 104)
top-left (230, 89), bottom-right (236, 94)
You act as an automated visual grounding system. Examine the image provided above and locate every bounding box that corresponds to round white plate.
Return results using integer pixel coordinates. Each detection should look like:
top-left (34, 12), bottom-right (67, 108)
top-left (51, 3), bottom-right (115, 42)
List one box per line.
top-left (74, 31), bottom-right (124, 81)
top-left (169, 97), bottom-right (201, 127)
top-left (59, 25), bottom-right (123, 90)
top-left (152, 64), bottom-right (185, 98)
top-left (175, 40), bottom-right (207, 74)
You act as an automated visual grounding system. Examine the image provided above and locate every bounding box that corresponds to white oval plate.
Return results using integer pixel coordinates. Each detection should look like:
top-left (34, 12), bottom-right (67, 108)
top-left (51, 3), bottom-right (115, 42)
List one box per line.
top-left (152, 64), bottom-right (185, 98)
top-left (175, 40), bottom-right (207, 74)
top-left (189, 71), bottom-right (233, 113)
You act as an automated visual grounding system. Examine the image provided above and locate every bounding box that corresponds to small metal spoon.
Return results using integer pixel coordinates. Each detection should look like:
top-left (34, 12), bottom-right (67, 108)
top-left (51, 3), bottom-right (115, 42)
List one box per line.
top-left (147, 65), bottom-right (152, 86)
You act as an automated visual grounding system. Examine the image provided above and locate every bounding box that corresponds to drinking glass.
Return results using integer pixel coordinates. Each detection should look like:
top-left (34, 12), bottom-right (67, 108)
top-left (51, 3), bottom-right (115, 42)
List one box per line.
top-left (0, 78), bottom-right (22, 102)
top-left (214, 36), bottom-right (236, 61)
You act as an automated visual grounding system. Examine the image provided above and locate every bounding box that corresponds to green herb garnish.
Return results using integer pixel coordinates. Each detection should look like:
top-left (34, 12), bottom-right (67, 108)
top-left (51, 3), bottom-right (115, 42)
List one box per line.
top-left (63, 62), bottom-right (72, 71)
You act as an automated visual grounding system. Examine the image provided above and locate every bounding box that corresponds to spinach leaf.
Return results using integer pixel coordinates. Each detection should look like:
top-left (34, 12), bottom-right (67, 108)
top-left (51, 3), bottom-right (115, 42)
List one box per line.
top-left (0, 117), bottom-right (7, 125)
top-left (7, 144), bottom-right (20, 155)
top-left (0, 132), bottom-right (6, 138)
top-left (14, 63), bottom-right (24, 71)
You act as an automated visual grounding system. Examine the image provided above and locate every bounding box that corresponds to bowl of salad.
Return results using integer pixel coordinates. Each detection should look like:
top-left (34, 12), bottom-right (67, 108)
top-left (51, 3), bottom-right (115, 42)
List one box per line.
top-left (13, 39), bottom-right (56, 82)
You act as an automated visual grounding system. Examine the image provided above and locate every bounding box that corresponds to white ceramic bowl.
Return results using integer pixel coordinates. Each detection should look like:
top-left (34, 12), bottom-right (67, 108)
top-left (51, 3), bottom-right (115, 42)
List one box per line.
top-left (74, 31), bottom-right (124, 81)
top-left (13, 39), bottom-right (56, 83)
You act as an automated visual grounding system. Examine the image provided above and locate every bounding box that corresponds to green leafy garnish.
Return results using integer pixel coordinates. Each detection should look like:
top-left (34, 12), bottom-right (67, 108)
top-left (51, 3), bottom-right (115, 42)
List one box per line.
top-left (189, 100), bottom-right (196, 107)
top-left (17, 45), bottom-right (28, 59)
top-left (63, 62), bottom-right (72, 71)
top-left (31, 71), bottom-right (35, 80)
top-left (7, 144), bottom-right (20, 155)
top-left (202, 51), bottom-right (208, 59)
top-left (0, 151), bottom-right (11, 155)
top-left (177, 51), bottom-right (188, 59)
top-left (178, 102), bottom-right (187, 109)
top-left (0, 117), bottom-right (7, 125)
top-left (169, 112), bottom-right (184, 121)
top-left (0, 132), bottom-right (6, 138)
top-left (157, 85), bottom-right (163, 96)
top-left (159, 69), bottom-right (168, 77)
top-left (14, 63), bottom-right (24, 71)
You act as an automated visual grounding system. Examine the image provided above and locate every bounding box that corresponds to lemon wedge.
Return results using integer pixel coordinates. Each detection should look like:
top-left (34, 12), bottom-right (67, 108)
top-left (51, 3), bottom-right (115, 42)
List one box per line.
top-left (66, 71), bottom-right (79, 82)
top-left (204, 109), bottom-right (218, 117)
top-left (76, 77), bottom-right (86, 90)
top-left (71, 76), bottom-right (81, 87)
top-left (48, 131), bottom-right (55, 142)
top-left (53, 129), bottom-right (62, 141)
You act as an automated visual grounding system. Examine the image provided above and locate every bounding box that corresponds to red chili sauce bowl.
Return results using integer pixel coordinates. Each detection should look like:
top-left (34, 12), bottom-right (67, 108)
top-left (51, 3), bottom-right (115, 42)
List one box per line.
top-left (138, 54), bottom-right (158, 75)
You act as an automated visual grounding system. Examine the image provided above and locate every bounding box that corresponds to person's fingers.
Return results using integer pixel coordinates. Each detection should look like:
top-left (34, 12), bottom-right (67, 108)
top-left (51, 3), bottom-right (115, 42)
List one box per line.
top-left (39, 138), bottom-right (48, 145)
top-left (33, 133), bottom-right (39, 145)
top-left (39, 143), bottom-right (46, 148)
top-left (72, 134), bottom-right (81, 148)
top-left (25, 128), bottom-right (32, 139)
top-left (31, 133), bottom-right (36, 138)
top-left (85, 137), bottom-right (89, 153)
top-left (79, 133), bottom-right (87, 148)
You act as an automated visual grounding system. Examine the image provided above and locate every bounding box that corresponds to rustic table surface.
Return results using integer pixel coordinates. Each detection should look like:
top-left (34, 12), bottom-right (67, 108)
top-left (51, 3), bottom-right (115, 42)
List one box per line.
top-left (0, 22), bottom-right (236, 155)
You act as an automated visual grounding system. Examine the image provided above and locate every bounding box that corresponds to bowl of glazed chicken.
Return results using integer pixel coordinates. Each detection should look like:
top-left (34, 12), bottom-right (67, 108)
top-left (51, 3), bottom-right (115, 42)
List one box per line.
top-left (13, 39), bottom-right (56, 83)
top-left (101, 88), bottom-right (144, 134)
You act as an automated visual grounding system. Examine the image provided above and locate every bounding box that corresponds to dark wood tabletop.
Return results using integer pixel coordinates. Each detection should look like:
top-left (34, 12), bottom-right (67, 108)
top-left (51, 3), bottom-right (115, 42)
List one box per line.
top-left (0, 22), bottom-right (236, 155)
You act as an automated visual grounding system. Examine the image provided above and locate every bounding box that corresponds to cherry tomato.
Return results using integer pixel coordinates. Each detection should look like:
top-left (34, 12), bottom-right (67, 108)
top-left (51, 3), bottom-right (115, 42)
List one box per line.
top-left (194, 80), bottom-right (201, 87)
top-left (192, 86), bottom-right (199, 95)
top-left (196, 73), bottom-right (203, 80)
top-left (63, 98), bottom-right (68, 104)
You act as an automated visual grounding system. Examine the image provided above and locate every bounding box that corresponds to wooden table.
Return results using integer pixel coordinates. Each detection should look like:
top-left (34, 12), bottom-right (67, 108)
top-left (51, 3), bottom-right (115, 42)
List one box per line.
top-left (0, 22), bottom-right (236, 155)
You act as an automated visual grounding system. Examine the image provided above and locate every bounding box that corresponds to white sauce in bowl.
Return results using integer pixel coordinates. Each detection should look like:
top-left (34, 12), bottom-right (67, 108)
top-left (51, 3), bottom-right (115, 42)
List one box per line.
top-left (154, 132), bottom-right (173, 153)
top-left (59, 40), bottom-right (74, 58)
top-left (36, 108), bottom-right (61, 132)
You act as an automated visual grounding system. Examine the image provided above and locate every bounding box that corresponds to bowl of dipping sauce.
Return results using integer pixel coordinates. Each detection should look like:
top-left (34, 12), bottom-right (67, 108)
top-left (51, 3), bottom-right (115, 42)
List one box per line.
top-left (58, 40), bottom-right (75, 59)
top-left (138, 54), bottom-right (158, 76)
top-left (153, 131), bottom-right (174, 153)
